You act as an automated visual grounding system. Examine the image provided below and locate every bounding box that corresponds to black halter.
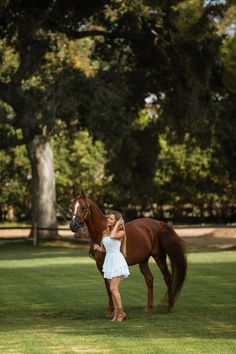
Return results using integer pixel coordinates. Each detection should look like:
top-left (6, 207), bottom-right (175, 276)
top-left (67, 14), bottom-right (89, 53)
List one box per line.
top-left (69, 198), bottom-right (90, 233)
top-left (70, 217), bottom-right (84, 232)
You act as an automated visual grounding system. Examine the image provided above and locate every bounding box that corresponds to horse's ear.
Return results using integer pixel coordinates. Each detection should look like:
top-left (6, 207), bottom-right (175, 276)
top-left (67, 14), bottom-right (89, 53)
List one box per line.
top-left (81, 190), bottom-right (86, 199)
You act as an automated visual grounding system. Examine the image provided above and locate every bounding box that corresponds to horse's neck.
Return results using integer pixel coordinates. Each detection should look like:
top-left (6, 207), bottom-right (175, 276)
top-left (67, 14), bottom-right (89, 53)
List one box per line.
top-left (86, 199), bottom-right (106, 244)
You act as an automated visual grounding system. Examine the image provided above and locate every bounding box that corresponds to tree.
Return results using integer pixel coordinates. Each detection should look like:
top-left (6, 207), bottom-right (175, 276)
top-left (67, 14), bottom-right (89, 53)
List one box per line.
top-left (1, 0), bottom-right (235, 225)
top-left (52, 126), bottom-right (107, 209)
top-left (85, 0), bottom-right (231, 208)
top-left (0, 1), bottom-right (108, 237)
top-left (0, 145), bottom-right (31, 221)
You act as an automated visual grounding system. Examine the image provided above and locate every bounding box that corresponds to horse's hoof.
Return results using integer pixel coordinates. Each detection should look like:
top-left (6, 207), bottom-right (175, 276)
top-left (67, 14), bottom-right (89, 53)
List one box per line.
top-left (144, 306), bottom-right (153, 313)
top-left (167, 306), bottom-right (173, 313)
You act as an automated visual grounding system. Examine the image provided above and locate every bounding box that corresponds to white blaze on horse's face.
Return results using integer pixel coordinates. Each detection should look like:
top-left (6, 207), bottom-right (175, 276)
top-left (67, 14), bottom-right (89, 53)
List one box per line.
top-left (72, 201), bottom-right (80, 219)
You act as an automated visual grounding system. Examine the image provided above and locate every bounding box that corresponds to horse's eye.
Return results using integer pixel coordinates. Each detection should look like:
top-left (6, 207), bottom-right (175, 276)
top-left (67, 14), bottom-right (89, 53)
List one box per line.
top-left (81, 206), bottom-right (86, 210)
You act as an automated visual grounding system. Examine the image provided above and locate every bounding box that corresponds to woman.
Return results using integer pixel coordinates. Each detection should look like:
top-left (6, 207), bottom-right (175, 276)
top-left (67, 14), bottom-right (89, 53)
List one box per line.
top-left (94, 211), bottom-right (130, 321)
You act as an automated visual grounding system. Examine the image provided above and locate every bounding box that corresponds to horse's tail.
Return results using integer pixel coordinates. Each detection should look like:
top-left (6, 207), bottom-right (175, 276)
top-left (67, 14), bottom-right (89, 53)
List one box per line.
top-left (159, 223), bottom-right (187, 307)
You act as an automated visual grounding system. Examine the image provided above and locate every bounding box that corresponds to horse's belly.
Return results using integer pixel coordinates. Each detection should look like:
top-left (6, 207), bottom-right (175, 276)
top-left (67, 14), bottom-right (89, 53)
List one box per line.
top-left (126, 236), bottom-right (154, 265)
top-left (125, 219), bottom-right (162, 265)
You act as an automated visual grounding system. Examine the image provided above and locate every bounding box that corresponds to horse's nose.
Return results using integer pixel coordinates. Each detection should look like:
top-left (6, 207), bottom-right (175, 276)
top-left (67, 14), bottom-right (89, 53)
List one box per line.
top-left (70, 217), bottom-right (83, 232)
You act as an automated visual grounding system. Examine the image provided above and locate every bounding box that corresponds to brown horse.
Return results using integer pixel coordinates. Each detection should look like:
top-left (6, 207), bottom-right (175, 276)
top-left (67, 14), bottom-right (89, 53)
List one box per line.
top-left (70, 194), bottom-right (187, 315)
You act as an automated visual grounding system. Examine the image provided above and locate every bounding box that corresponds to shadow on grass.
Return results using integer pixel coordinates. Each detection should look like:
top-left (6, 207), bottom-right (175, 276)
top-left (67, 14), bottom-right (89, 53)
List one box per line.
top-left (0, 303), bottom-right (235, 340)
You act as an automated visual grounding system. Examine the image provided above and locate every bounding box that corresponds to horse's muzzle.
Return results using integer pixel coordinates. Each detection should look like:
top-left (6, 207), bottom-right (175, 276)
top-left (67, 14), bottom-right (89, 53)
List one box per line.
top-left (70, 217), bottom-right (84, 232)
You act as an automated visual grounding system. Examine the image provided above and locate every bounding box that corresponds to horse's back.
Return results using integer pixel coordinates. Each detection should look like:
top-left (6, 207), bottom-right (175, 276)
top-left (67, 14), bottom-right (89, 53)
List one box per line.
top-left (126, 217), bottom-right (164, 237)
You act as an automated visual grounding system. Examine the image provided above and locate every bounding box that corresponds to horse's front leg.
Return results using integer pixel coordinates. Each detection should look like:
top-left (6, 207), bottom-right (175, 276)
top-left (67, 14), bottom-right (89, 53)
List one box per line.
top-left (104, 278), bottom-right (114, 318)
top-left (93, 253), bottom-right (114, 318)
top-left (96, 267), bottom-right (113, 317)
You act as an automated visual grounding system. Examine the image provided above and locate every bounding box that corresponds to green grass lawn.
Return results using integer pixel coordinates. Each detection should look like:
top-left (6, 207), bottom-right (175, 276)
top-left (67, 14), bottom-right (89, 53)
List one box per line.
top-left (0, 241), bottom-right (235, 354)
top-left (0, 222), bottom-right (31, 227)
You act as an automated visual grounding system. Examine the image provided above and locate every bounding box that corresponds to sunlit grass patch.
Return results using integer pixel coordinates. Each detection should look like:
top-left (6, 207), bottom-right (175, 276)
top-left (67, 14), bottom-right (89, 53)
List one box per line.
top-left (0, 242), bottom-right (235, 354)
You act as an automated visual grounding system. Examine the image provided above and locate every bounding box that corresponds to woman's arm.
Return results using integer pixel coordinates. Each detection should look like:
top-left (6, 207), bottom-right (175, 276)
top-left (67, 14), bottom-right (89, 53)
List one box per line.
top-left (110, 218), bottom-right (126, 240)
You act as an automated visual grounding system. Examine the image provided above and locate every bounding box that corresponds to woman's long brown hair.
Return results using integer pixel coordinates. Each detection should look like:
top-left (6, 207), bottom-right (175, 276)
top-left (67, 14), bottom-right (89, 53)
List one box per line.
top-left (101, 210), bottom-right (127, 257)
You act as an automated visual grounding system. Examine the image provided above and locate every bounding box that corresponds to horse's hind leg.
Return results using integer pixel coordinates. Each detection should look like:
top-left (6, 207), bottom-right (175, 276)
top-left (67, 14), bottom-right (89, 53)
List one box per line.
top-left (152, 254), bottom-right (173, 312)
top-left (139, 258), bottom-right (154, 313)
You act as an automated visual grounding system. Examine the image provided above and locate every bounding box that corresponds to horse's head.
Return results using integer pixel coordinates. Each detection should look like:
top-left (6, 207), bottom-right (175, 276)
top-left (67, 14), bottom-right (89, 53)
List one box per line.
top-left (69, 192), bottom-right (90, 233)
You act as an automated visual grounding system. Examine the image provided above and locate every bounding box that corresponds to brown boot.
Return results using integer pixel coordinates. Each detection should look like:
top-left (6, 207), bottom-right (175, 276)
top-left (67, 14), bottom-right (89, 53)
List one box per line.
top-left (116, 308), bottom-right (127, 322)
top-left (111, 308), bottom-right (118, 321)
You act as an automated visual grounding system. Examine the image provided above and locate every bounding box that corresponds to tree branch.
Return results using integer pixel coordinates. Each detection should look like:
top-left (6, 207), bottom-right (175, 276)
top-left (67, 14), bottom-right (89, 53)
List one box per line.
top-left (60, 28), bottom-right (111, 40)
top-left (13, 21), bottom-right (48, 84)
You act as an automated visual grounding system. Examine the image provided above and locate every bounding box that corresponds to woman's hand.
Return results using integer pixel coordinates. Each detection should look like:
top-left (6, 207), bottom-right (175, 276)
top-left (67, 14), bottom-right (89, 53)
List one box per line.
top-left (94, 243), bottom-right (104, 252)
top-left (116, 217), bottom-right (125, 227)
top-left (94, 243), bottom-right (100, 251)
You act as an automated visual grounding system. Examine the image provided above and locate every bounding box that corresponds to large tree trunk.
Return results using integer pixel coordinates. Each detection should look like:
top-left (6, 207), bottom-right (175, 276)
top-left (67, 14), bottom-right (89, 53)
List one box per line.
top-left (26, 135), bottom-right (57, 239)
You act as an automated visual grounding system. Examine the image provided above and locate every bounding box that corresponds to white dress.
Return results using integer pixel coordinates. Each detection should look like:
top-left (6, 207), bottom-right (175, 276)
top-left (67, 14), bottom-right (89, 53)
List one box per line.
top-left (102, 236), bottom-right (130, 280)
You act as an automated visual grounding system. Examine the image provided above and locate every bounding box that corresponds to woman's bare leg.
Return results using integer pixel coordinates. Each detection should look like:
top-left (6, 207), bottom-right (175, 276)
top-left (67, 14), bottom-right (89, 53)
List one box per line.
top-left (110, 276), bottom-right (123, 309)
top-left (108, 280), bottom-right (118, 320)
top-left (109, 277), bottom-right (127, 321)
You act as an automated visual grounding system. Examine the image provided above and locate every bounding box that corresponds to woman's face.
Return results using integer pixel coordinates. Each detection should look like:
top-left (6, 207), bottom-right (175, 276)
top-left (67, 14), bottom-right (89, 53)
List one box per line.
top-left (107, 214), bottom-right (116, 227)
